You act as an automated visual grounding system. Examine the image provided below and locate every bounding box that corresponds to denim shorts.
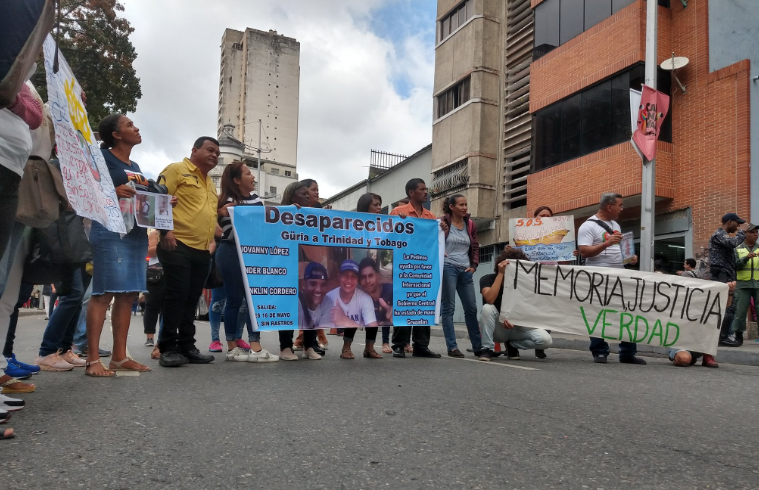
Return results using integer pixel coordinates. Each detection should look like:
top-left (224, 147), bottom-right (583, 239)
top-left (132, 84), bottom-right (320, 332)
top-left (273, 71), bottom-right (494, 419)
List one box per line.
top-left (90, 221), bottom-right (148, 295)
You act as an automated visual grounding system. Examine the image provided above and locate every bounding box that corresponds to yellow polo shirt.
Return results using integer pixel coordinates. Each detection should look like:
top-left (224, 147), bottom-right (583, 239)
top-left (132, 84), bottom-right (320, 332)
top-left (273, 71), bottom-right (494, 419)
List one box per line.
top-left (159, 158), bottom-right (217, 251)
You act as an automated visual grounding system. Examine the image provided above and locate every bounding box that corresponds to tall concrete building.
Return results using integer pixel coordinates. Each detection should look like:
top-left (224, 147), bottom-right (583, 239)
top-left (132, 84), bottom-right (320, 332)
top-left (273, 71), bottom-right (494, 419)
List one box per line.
top-left (432, 0), bottom-right (754, 276)
top-left (215, 28), bottom-right (300, 201)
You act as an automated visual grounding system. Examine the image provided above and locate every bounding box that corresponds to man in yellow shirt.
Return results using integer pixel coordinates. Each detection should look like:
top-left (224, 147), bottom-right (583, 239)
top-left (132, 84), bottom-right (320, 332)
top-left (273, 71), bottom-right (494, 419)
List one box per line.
top-left (156, 137), bottom-right (220, 367)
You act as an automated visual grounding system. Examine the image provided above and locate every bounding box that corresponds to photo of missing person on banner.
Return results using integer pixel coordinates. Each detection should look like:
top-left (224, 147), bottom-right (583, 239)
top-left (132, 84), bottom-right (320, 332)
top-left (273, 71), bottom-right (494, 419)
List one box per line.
top-left (297, 245), bottom-right (393, 330)
top-left (135, 192), bottom-right (153, 227)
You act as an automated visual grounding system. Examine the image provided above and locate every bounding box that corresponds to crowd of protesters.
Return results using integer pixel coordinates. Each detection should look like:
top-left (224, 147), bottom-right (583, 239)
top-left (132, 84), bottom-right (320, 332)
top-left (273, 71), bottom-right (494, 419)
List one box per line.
top-left (2, 80), bottom-right (757, 440)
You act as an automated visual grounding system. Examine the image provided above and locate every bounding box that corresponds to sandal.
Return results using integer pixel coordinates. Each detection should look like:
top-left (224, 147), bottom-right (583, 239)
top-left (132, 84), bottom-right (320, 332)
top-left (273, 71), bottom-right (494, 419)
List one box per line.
top-left (85, 359), bottom-right (115, 377)
top-left (1, 378), bottom-right (36, 394)
top-left (109, 357), bottom-right (151, 372)
top-left (404, 344), bottom-right (413, 353)
top-left (340, 349), bottom-right (354, 360)
top-left (382, 343), bottom-right (392, 354)
top-left (363, 349), bottom-right (382, 359)
top-left (1, 428), bottom-right (14, 440)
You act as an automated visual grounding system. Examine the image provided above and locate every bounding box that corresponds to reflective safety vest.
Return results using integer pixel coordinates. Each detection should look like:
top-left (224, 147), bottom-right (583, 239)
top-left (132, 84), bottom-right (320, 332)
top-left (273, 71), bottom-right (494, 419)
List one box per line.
top-left (736, 244), bottom-right (759, 282)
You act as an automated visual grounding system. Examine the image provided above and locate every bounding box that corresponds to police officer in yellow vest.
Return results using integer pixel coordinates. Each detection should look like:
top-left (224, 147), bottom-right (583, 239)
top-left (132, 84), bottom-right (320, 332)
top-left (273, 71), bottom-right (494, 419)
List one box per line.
top-left (729, 223), bottom-right (759, 346)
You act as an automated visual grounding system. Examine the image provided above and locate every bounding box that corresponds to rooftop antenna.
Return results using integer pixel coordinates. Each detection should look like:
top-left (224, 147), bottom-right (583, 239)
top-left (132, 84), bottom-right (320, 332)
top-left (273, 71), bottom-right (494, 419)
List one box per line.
top-left (660, 52), bottom-right (688, 94)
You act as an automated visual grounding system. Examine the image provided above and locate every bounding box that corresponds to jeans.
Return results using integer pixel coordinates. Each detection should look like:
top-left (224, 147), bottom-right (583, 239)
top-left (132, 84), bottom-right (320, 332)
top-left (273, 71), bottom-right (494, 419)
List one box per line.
top-left (72, 280), bottom-right (93, 349)
top-left (157, 241), bottom-right (211, 353)
top-left (143, 273), bottom-right (166, 335)
top-left (209, 286), bottom-right (225, 342)
top-left (712, 267), bottom-right (738, 337)
top-left (3, 282), bottom-right (34, 358)
top-left (440, 264), bottom-right (482, 352)
top-left (731, 288), bottom-right (759, 333)
top-left (48, 292), bottom-right (58, 318)
top-left (217, 241), bottom-right (260, 343)
top-left (479, 304), bottom-right (552, 351)
top-left (589, 337), bottom-right (637, 358)
top-left (392, 325), bottom-right (429, 349)
top-left (382, 326), bottom-right (390, 344)
top-left (39, 266), bottom-right (90, 356)
top-left (0, 166), bottom-right (21, 276)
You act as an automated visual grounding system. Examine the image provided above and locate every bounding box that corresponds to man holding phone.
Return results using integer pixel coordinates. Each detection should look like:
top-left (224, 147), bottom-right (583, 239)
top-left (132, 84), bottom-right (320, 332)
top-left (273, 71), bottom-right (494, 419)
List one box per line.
top-left (577, 193), bottom-right (646, 365)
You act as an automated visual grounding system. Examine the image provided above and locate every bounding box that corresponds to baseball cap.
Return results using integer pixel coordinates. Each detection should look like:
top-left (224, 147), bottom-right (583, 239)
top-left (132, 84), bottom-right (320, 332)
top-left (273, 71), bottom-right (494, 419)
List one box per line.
top-left (722, 213), bottom-right (746, 224)
top-left (340, 259), bottom-right (359, 275)
top-left (747, 223), bottom-right (759, 232)
top-left (303, 262), bottom-right (328, 281)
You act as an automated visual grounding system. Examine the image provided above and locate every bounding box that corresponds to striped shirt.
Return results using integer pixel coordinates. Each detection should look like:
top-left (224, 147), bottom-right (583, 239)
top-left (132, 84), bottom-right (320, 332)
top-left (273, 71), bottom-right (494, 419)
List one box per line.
top-left (219, 193), bottom-right (262, 241)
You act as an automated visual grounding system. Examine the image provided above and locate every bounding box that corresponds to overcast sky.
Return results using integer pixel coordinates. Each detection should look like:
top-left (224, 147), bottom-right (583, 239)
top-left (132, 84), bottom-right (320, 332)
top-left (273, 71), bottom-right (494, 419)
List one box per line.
top-left (119, 0), bottom-right (436, 198)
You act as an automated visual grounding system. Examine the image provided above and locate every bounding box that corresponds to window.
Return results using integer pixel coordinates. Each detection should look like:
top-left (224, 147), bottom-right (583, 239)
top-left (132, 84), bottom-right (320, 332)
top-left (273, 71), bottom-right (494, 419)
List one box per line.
top-left (439, 0), bottom-right (473, 41)
top-left (532, 64), bottom-right (672, 172)
top-left (269, 186), bottom-right (277, 197)
top-left (285, 170), bottom-right (292, 177)
top-left (437, 76), bottom-right (471, 119)
top-left (534, 0), bottom-right (670, 60)
top-left (271, 168), bottom-right (279, 175)
top-left (479, 245), bottom-right (495, 264)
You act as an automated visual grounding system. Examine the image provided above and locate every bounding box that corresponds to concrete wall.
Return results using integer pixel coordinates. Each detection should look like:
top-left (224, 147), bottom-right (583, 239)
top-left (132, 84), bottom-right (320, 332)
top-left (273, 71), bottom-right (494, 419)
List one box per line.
top-left (709, 0), bottom-right (758, 222)
top-left (218, 29), bottom-right (245, 137)
top-left (325, 184), bottom-right (368, 212)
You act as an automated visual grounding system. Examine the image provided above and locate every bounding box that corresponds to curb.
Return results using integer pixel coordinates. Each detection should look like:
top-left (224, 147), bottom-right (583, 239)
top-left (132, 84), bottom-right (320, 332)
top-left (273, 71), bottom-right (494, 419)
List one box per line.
top-left (434, 326), bottom-right (759, 367)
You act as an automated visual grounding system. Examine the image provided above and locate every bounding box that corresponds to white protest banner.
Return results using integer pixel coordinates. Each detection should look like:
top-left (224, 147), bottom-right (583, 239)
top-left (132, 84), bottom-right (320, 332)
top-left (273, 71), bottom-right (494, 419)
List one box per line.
top-left (509, 216), bottom-right (576, 262)
top-left (134, 191), bottom-right (174, 231)
top-left (500, 261), bottom-right (728, 355)
top-left (42, 35), bottom-right (125, 233)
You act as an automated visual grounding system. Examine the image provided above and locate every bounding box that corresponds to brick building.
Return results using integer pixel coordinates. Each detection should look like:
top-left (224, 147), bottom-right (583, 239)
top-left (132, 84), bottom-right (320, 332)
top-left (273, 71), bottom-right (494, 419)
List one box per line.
top-left (431, 0), bottom-right (755, 280)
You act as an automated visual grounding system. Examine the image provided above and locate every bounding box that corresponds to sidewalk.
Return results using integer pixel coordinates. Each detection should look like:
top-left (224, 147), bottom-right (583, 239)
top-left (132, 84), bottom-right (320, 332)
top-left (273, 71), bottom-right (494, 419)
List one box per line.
top-left (437, 323), bottom-right (759, 367)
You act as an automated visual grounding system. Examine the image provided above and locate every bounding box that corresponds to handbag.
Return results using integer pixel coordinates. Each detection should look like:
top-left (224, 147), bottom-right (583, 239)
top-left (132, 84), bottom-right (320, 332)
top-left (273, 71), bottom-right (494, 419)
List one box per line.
top-left (204, 255), bottom-right (224, 289)
top-left (146, 265), bottom-right (164, 285)
top-left (15, 157), bottom-right (69, 228)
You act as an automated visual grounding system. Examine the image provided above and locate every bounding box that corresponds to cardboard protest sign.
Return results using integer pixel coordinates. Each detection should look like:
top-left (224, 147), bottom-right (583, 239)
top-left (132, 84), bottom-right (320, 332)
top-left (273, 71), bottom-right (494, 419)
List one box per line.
top-left (500, 261), bottom-right (728, 355)
top-left (509, 216), bottom-right (576, 262)
top-left (231, 206), bottom-right (444, 331)
top-left (43, 35), bottom-right (125, 233)
top-left (134, 191), bottom-right (173, 231)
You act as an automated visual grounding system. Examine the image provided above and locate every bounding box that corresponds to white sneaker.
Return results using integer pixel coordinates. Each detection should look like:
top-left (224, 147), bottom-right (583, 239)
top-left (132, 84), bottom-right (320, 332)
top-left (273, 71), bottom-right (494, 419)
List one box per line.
top-left (246, 348), bottom-right (279, 362)
top-left (302, 347), bottom-right (322, 360)
top-left (225, 347), bottom-right (249, 362)
top-left (0, 394), bottom-right (24, 412)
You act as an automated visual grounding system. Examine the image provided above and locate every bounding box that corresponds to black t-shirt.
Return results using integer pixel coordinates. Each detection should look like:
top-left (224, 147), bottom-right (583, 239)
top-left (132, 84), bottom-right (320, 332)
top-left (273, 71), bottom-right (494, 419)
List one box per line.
top-left (480, 273), bottom-right (503, 311)
top-left (102, 148), bottom-right (148, 236)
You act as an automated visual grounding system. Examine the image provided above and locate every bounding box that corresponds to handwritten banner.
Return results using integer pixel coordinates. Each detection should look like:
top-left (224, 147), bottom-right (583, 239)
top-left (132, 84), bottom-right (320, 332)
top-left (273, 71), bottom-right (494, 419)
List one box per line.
top-left (509, 216), bottom-right (576, 262)
top-left (500, 261), bottom-right (728, 355)
top-left (43, 35), bottom-right (124, 233)
top-left (231, 206), bottom-right (443, 331)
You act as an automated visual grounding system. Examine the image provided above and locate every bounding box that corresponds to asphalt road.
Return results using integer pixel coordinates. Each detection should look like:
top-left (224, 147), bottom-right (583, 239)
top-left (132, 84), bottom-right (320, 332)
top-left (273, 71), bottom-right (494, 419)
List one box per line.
top-left (2, 312), bottom-right (759, 489)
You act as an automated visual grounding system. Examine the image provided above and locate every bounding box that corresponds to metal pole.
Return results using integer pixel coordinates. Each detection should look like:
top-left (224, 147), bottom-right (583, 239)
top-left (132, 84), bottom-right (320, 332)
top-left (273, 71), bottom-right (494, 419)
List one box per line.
top-left (639, 0), bottom-right (658, 272)
top-left (257, 119), bottom-right (262, 197)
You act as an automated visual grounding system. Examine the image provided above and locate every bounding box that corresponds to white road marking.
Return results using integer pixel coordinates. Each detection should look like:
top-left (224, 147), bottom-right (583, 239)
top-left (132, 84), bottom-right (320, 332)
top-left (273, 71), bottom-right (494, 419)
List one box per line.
top-left (443, 356), bottom-right (540, 371)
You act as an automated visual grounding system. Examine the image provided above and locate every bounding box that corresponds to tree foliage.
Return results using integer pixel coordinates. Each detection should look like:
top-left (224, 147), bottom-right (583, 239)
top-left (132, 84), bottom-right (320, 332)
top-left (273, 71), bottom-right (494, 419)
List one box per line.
top-left (33, 0), bottom-right (141, 126)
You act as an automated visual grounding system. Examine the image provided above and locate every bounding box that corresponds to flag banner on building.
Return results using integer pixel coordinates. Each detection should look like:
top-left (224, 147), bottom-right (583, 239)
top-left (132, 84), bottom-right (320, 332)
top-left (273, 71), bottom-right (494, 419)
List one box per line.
top-left (632, 84), bottom-right (670, 161)
top-left (42, 35), bottom-right (125, 233)
top-left (231, 206), bottom-right (443, 331)
top-left (499, 261), bottom-right (728, 355)
top-left (508, 216), bottom-right (576, 262)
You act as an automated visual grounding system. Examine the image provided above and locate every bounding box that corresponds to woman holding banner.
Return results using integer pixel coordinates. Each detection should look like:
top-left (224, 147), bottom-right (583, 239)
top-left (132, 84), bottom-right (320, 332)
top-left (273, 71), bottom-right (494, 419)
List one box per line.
top-left (216, 161), bottom-right (279, 363)
top-left (85, 114), bottom-right (153, 376)
top-left (356, 192), bottom-right (393, 354)
top-left (439, 195), bottom-right (483, 358)
top-left (279, 181), bottom-right (323, 360)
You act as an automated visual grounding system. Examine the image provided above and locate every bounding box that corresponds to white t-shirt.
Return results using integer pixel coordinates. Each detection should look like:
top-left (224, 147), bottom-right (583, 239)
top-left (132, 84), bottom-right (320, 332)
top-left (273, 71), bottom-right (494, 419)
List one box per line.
top-left (577, 215), bottom-right (623, 268)
top-left (297, 298), bottom-right (331, 330)
top-left (325, 287), bottom-right (377, 327)
top-left (0, 108), bottom-right (32, 177)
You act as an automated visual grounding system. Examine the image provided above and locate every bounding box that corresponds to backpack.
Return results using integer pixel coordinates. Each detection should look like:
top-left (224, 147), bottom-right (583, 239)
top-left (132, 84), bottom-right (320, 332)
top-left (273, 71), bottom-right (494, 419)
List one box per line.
top-left (15, 157), bottom-right (69, 228)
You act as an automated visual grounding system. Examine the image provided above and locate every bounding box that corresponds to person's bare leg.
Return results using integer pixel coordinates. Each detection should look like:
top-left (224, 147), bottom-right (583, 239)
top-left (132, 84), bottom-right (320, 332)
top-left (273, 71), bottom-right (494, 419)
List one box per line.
top-left (250, 341), bottom-right (262, 352)
top-left (86, 294), bottom-right (114, 375)
top-left (110, 294), bottom-right (149, 371)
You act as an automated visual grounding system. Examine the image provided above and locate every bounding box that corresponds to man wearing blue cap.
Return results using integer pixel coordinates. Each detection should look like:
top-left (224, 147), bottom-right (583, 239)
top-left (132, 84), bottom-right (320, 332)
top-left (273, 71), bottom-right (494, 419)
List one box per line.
top-left (325, 260), bottom-right (378, 359)
top-left (710, 212), bottom-right (748, 348)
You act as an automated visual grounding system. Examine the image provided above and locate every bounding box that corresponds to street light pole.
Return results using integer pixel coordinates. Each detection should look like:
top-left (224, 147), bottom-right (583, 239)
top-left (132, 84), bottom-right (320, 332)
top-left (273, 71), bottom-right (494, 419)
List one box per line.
top-left (640, 0), bottom-right (658, 272)
top-left (256, 118), bottom-right (263, 197)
